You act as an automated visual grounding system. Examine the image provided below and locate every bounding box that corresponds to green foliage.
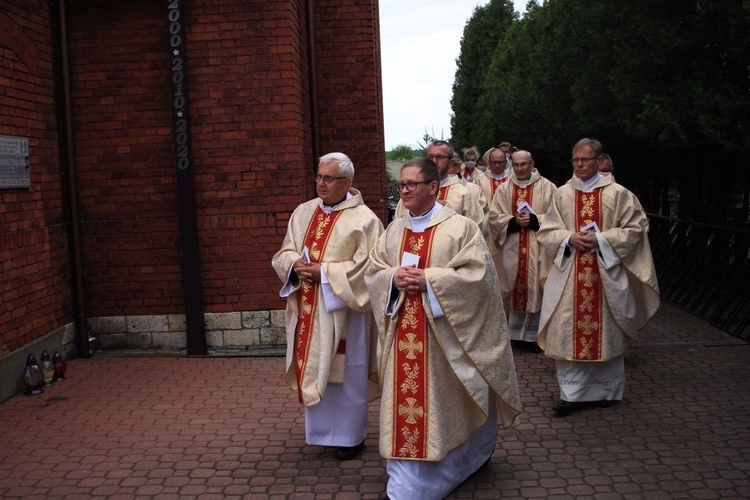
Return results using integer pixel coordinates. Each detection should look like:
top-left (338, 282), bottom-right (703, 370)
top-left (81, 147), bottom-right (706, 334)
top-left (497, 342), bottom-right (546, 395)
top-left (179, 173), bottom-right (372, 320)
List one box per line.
top-left (451, 0), bottom-right (750, 226)
top-left (386, 144), bottom-right (415, 162)
top-left (451, 0), bottom-right (517, 151)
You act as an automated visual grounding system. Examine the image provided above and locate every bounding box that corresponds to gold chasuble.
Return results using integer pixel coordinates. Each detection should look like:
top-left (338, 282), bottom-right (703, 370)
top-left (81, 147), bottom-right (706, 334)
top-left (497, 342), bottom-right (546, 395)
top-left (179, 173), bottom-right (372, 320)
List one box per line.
top-left (488, 172), bottom-right (556, 313)
top-left (536, 175), bottom-right (660, 362)
top-left (366, 205), bottom-right (522, 462)
top-left (392, 227), bottom-right (436, 458)
top-left (294, 207), bottom-right (343, 403)
top-left (573, 190), bottom-right (603, 360)
top-left (272, 189), bottom-right (383, 407)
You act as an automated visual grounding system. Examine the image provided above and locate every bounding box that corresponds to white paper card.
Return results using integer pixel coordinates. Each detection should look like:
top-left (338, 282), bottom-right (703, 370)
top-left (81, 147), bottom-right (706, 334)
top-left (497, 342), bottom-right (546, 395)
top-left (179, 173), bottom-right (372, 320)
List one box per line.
top-left (516, 201), bottom-right (536, 215)
top-left (580, 221), bottom-right (600, 233)
top-left (401, 251), bottom-right (420, 268)
top-left (301, 246), bottom-right (311, 264)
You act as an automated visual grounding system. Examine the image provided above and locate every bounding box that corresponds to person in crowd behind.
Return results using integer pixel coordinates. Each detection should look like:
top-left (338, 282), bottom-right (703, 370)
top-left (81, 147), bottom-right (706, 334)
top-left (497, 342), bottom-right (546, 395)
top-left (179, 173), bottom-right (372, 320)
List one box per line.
top-left (537, 138), bottom-right (660, 416)
top-left (271, 152), bottom-right (383, 459)
top-left (393, 141), bottom-right (484, 229)
top-left (365, 157), bottom-right (522, 500)
top-left (459, 146), bottom-right (486, 184)
top-left (489, 150), bottom-right (556, 353)
top-left (599, 153), bottom-right (615, 177)
top-left (498, 141), bottom-right (513, 164)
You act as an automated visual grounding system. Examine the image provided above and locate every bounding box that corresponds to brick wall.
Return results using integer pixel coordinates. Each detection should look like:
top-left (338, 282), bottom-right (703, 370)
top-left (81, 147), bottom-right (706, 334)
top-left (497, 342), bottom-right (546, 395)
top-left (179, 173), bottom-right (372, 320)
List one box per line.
top-left (66, 0), bottom-right (386, 315)
top-left (0, 0), bottom-right (385, 366)
top-left (0, 2), bottom-right (73, 356)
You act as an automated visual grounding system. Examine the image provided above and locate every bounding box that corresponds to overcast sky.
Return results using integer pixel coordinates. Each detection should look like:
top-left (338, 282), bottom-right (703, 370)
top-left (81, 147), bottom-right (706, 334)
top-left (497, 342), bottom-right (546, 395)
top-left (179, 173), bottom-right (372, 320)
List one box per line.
top-left (379, 0), bottom-right (528, 149)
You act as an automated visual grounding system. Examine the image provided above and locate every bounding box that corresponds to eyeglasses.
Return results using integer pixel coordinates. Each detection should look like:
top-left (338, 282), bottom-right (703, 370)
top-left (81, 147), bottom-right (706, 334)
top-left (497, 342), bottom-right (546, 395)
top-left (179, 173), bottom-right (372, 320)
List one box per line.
top-left (570, 156), bottom-right (600, 165)
top-left (512, 161), bottom-right (531, 168)
top-left (397, 181), bottom-right (432, 192)
top-left (314, 174), bottom-right (348, 184)
top-left (489, 160), bottom-right (507, 166)
top-left (426, 154), bottom-right (451, 162)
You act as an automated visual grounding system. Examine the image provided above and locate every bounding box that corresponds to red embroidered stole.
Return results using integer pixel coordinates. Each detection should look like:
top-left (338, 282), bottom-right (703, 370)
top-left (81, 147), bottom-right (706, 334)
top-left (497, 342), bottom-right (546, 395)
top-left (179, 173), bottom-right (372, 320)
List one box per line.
top-left (573, 190), bottom-right (603, 360)
top-left (437, 185), bottom-right (450, 201)
top-left (490, 176), bottom-right (508, 199)
top-left (511, 184), bottom-right (533, 311)
top-left (392, 226), bottom-right (436, 459)
top-left (294, 206), bottom-right (343, 403)
top-left (462, 169), bottom-right (471, 181)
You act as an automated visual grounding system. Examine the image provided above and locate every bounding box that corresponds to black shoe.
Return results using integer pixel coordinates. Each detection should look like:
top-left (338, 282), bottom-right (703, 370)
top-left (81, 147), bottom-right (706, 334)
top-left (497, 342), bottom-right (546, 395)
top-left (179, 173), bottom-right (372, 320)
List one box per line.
top-left (530, 344), bottom-right (543, 353)
top-left (335, 440), bottom-right (365, 460)
top-left (553, 400), bottom-right (584, 416)
top-left (597, 399), bottom-right (615, 408)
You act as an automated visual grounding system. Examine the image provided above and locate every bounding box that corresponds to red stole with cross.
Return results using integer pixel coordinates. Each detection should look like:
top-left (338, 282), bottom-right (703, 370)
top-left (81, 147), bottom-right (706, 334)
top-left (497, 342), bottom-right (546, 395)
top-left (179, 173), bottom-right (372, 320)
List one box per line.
top-left (573, 190), bottom-right (603, 360)
top-left (392, 226), bottom-right (436, 459)
top-left (511, 184), bottom-right (533, 312)
top-left (294, 206), bottom-right (344, 404)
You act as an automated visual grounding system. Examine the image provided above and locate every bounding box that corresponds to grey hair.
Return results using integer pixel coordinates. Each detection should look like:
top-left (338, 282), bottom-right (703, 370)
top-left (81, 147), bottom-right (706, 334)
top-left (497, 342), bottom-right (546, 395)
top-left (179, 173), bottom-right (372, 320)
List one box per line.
top-left (318, 152), bottom-right (354, 178)
top-left (463, 146), bottom-right (481, 160)
top-left (601, 153), bottom-right (613, 166)
top-left (572, 138), bottom-right (603, 155)
top-left (429, 140), bottom-right (454, 157)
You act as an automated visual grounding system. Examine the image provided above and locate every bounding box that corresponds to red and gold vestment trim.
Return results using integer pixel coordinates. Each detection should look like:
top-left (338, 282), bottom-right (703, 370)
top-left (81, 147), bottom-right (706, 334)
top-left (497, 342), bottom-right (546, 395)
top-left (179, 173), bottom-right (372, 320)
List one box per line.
top-left (294, 206), bottom-right (343, 403)
top-left (392, 226), bottom-right (436, 459)
top-left (490, 177), bottom-right (508, 199)
top-left (511, 184), bottom-right (532, 311)
top-left (437, 185), bottom-right (450, 202)
top-left (573, 190), bottom-right (603, 360)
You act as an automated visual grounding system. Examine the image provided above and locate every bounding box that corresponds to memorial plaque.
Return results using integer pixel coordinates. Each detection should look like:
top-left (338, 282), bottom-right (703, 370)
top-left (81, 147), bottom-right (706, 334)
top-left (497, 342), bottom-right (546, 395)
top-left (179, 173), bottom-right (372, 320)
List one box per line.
top-left (0, 135), bottom-right (30, 189)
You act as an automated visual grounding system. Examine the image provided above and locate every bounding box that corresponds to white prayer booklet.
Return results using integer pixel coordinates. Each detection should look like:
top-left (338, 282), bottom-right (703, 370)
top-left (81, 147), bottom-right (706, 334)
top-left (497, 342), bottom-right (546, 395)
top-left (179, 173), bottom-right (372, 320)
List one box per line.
top-left (516, 201), bottom-right (536, 215)
top-left (301, 246), bottom-right (311, 264)
top-left (401, 251), bottom-right (420, 268)
top-left (580, 221), bottom-right (600, 233)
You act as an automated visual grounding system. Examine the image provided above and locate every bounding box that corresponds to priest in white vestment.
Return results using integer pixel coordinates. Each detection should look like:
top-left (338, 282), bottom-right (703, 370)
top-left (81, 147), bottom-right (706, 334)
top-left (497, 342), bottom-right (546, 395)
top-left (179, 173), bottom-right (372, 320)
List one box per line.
top-left (537, 138), bottom-right (660, 417)
top-left (272, 152), bottom-right (383, 459)
top-left (488, 150), bottom-right (556, 351)
top-left (366, 157), bottom-right (522, 499)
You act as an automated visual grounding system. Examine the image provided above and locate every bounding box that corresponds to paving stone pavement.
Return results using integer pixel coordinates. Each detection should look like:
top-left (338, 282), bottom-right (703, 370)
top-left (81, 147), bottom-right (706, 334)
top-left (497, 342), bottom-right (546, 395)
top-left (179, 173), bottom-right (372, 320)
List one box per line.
top-left (1, 303), bottom-right (749, 499)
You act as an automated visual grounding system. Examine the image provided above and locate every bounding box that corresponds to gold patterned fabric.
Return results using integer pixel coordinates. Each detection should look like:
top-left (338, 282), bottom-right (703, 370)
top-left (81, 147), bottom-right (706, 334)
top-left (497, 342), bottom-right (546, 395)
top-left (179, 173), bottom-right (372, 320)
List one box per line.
top-left (366, 205), bottom-right (522, 461)
top-left (488, 171), bottom-right (556, 312)
top-left (272, 189), bottom-right (384, 406)
top-left (536, 176), bottom-right (660, 362)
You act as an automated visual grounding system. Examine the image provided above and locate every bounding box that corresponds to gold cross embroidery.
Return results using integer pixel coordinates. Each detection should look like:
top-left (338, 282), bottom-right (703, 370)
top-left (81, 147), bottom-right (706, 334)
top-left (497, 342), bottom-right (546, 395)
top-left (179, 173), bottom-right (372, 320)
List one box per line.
top-left (577, 315), bottom-right (599, 335)
top-left (578, 267), bottom-right (599, 287)
top-left (398, 397), bottom-right (424, 424)
top-left (398, 333), bottom-right (423, 360)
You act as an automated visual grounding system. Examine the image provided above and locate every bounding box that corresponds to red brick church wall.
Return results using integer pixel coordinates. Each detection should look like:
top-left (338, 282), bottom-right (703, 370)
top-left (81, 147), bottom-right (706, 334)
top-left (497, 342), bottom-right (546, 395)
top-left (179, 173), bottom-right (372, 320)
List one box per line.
top-left (65, 0), bottom-right (386, 316)
top-left (0, 1), bottom-right (73, 357)
top-left (0, 0), bottom-right (385, 358)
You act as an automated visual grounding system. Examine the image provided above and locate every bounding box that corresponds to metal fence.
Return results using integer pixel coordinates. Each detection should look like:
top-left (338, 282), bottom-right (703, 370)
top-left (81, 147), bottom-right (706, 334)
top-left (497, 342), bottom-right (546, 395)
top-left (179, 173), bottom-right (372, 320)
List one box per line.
top-left (648, 214), bottom-right (750, 340)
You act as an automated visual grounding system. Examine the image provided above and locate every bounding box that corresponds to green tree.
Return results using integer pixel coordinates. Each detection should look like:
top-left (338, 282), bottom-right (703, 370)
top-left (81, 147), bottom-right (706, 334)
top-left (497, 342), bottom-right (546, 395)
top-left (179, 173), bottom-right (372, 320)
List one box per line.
top-left (450, 0), bottom-right (517, 151)
top-left (386, 144), bottom-right (415, 162)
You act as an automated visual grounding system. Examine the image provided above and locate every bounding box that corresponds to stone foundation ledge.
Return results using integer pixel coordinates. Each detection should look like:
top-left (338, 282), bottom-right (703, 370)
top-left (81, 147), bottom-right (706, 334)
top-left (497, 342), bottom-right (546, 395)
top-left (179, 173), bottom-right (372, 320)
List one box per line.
top-left (89, 310), bottom-right (287, 351)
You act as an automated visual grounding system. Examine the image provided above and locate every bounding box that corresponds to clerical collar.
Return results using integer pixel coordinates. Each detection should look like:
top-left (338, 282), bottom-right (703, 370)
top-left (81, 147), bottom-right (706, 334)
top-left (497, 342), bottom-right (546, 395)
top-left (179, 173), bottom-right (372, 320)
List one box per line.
top-left (409, 202), bottom-right (443, 233)
top-left (515, 170), bottom-right (538, 188)
top-left (320, 192), bottom-right (352, 213)
top-left (488, 170), bottom-right (507, 180)
top-left (580, 173), bottom-right (604, 192)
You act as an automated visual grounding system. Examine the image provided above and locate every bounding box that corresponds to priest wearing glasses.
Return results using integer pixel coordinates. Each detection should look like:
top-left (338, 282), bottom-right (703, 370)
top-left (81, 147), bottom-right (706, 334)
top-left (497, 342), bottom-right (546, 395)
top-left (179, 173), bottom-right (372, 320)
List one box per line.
top-left (272, 152), bottom-right (383, 460)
